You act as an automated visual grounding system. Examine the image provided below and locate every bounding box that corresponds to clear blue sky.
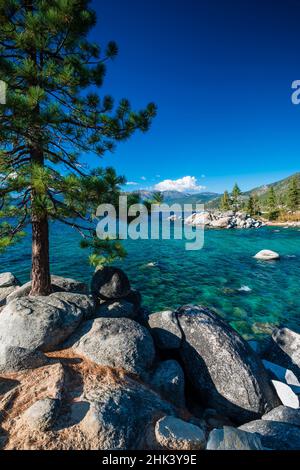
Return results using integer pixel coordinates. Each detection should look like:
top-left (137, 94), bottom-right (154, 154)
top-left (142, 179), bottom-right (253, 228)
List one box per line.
top-left (89, 0), bottom-right (300, 193)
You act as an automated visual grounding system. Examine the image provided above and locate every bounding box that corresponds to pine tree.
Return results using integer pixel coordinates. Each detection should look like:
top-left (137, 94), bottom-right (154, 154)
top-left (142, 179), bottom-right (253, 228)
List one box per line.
top-left (0, 1), bottom-right (156, 295)
top-left (220, 190), bottom-right (231, 211)
top-left (267, 186), bottom-right (279, 220)
top-left (287, 176), bottom-right (300, 212)
top-left (231, 183), bottom-right (242, 211)
top-left (247, 195), bottom-right (255, 217)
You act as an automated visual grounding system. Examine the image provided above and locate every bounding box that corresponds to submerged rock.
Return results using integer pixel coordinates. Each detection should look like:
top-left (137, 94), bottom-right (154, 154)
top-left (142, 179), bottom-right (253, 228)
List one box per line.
top-left (239, 420), bottom-right (300, 450)
top-left (207, 426), bottom-right (265, 450)
top-left (71, 317), bottom-right (155, 377)
top-left (154, 416), bottom-right (206, 450)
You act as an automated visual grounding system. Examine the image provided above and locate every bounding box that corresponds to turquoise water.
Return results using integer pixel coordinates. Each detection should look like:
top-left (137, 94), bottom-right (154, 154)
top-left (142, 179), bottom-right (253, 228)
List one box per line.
top-left (1, 221), bottom-right (300, 339)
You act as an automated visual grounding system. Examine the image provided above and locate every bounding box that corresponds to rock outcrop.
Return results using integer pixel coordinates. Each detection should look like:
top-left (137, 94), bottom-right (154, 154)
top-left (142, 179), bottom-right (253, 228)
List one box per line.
top-left (1, 269), bottom-right (299, 451)
top-left (185, 211), bottom-right (263, 229)
top-left (149, 305), bottom-right (279, 423)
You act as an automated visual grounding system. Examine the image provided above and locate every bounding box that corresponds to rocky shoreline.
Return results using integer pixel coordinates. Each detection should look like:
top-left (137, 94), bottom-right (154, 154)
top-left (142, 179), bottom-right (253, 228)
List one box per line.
top-left (183, 211), bottom-right (264, 229)
top-left (0, 269), bottom-right (299, 450)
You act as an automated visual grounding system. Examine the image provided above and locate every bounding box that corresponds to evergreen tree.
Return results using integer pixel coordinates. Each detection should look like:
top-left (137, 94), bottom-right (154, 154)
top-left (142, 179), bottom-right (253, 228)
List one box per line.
top-left (287, 176), bottom-right (300, 212)
top-left (220, 190), bottom-right (231, 211)
top-left (267, 186), bottom-right (279, 220)
top-left (0, 1), bottom-right (156, 295)
top-left (247, 194), bottom-right (260, 217)
top-left (231, 183), bottom-right (242, 211)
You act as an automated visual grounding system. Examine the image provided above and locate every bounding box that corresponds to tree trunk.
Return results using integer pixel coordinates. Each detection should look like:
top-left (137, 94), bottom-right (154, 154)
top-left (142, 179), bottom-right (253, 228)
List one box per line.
top-left (30, 211), bottom-right (52, 296)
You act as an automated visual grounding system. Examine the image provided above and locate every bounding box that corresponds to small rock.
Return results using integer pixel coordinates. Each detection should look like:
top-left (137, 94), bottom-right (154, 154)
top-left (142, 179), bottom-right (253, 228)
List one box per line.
top-left (22, 398), bottom-right (60, 432)
top-left (254, 250), bottom-right (280, 261)
top-left (0, 286), bottom-right (18, 307)
top-left (271, 380), bottom-right (299, 409)
top-left (155, 416), bottom-right (206, 450)
top-left (239, 420), bottom-right (300, 450)
top-left (0, 272), bottom-right (19, 288)
top-left (206, 426), bottom-right (264, 450)
top-left (150, 360), bottom-right (185, 408)
top-left (91, 267), bottom-right (131, 301)
top-left (262, 406), bottom-right (300, 427)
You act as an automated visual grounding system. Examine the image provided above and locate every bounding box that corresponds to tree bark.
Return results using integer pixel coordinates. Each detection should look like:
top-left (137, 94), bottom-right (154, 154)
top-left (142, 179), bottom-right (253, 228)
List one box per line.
top-left (30, 210), bottom-right (52, 296)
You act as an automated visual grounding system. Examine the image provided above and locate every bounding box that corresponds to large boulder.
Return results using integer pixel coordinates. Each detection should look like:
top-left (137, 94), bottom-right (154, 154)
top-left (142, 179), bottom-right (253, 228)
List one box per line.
top-left (0, 286), bottom-right (18, 308)
top-left (71, 317), bottom-right (155, 377)
top-left (239, 420), bottom-right (300, 450)
top-left (148, 310), bottom-right (182, 350)
top-left (91, 267), bottom-right (131, 301)
top-left (207, 426), bottom-right (265, 450)
top-left (149, 360), bottom-right (186, 408)
top-left (262, 406), bottom-right (300, 427)
top-left (0, 292), bottom-right (95, 352)
top-left (0, 345), bottom-right (50, 373)
top-left (6, 276), bottom-right (88, 304)
top-left (263, 328), bottom-right (300, 381)
top-left (79, 377), bottom-right (174, 450)
top-left (149, 306), bottom-right (279, 424)
top-left (154, 416), bottom-right (206, 450)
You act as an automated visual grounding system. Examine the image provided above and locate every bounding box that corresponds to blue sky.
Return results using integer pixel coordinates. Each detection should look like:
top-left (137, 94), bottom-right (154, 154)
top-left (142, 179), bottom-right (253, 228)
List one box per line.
top-left (89, 0), bottom-right (300, 193)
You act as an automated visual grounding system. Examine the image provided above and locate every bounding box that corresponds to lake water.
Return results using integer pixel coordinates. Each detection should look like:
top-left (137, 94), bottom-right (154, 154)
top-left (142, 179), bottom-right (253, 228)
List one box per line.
top-left (1, 221), bottom-right (300, 339)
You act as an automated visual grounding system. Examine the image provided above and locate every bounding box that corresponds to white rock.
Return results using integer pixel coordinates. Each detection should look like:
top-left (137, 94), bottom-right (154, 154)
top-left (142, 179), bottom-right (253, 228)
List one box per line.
top-left (155, 416), bottom-right (206, 450)
top-left (254, 250), bottom-right (280, 261)
top-left (272, 380), bottom-right (299, 409)
top-left (0, 272), bottom-right (18, 288)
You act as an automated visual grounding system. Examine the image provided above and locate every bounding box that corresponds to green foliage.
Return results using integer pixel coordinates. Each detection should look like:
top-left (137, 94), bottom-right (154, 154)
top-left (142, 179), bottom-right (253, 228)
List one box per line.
top-left (287, 176), bottom-right (299, 212)
top-left (0, 0), bottom-right (156, 267)
top-left (220, 190), bottom-right (231, 211)
top-left (247, 194), bottom-right (260, 217)
top-left (231, 183), bottom-right (242, 211)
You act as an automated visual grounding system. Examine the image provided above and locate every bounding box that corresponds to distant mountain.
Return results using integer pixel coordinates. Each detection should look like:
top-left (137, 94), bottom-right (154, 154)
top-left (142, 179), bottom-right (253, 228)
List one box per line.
top-left (206, 172), bottom-right (300, 209)
top-left (125, 190), bottom-right (220, 206)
